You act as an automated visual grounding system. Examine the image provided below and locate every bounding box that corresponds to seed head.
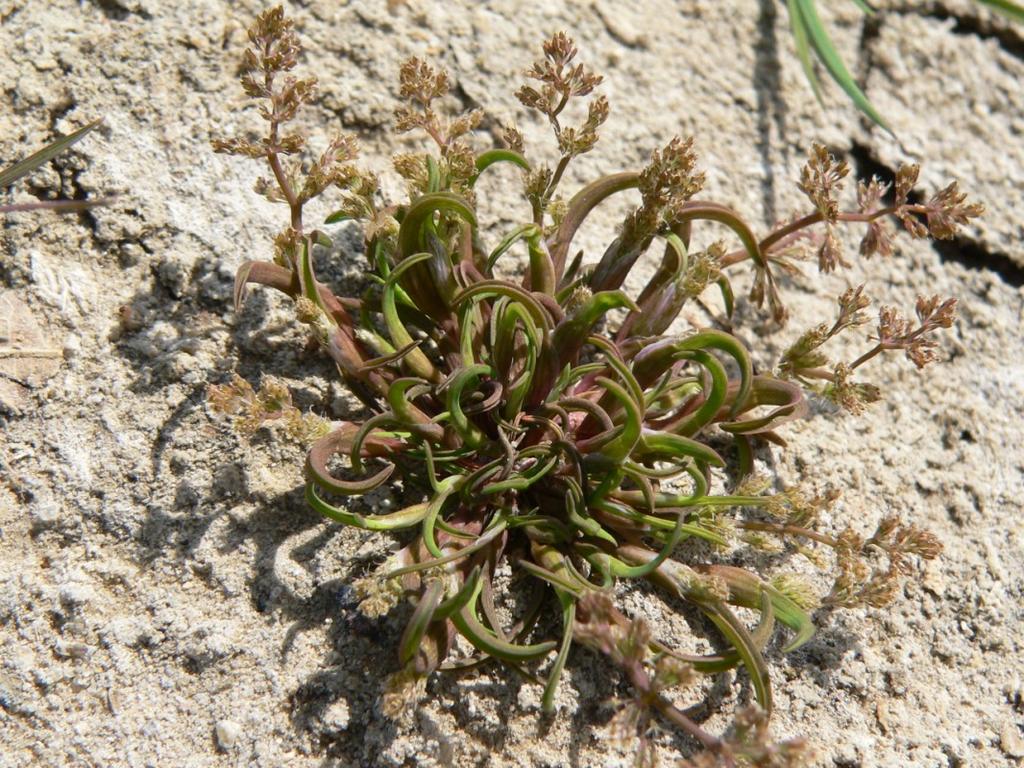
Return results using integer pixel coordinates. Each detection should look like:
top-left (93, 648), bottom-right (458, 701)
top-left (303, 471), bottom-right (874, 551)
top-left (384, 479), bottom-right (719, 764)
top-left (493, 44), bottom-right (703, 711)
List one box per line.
top-left (798, 143), bottom-right (849, 223)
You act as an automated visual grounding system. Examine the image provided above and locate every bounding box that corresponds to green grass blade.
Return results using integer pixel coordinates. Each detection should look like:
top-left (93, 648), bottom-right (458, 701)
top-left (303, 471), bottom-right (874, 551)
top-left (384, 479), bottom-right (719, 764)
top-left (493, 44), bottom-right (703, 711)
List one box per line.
top-left (977, 0), bottom-right (1024, 22)
top-left (794, 0), bottom-right (892, 133)
top-left (0, 118), bottom-right (102, 189)
top-left (788, 0), bottom-right (824, 105)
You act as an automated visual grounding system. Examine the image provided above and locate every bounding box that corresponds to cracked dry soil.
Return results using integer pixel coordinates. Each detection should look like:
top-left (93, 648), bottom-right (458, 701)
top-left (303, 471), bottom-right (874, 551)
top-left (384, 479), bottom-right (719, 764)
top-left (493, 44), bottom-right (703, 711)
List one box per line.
top-left (1, 1), bottom-right (1023, 766)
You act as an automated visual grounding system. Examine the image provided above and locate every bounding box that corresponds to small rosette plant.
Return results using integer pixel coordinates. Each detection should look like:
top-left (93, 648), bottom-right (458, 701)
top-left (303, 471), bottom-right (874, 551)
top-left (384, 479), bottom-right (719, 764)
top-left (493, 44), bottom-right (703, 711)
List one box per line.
top-left (210, 9), bottom-right (978, 765)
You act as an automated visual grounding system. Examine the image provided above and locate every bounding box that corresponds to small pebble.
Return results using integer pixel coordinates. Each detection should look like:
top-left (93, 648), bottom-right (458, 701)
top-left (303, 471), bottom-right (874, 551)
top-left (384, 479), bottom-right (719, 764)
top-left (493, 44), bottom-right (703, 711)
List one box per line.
top-left (215, 719), bottom-right (241, 750)
top-left (62, 334), bottom-right (81, 360)
top-left (1001, 722), bottom-right (1024, 759)
top-left (59, 582), bottom-right (96, 608)
top-left (323, 699), bottom-right (350, 731)
top-left (62, 641), bottom-right (93, 660)
top-left (30, 499), bottom-right (60, 528)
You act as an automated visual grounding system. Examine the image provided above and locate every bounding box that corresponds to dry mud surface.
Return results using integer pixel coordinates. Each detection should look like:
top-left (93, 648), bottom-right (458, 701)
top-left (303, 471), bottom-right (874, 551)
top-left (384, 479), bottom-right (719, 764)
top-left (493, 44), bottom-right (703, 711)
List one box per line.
top-left (1, 1), bottom-right (1023, 766)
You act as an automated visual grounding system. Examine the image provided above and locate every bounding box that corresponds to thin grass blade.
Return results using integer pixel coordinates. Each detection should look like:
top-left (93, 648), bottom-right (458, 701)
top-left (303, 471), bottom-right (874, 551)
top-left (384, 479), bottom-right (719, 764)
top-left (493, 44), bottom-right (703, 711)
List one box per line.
top-left (793, 0), bottom-right (892, 133)
top-left (0, 118), bottom-right (102, 189)
top-left (977, 0), bottom-right (1024, 22)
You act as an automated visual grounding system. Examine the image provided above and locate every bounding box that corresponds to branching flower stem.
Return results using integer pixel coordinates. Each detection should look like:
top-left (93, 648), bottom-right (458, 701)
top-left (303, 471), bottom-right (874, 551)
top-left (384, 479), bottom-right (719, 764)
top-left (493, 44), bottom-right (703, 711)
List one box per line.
top-left (622, 661), bottom-right (730, 758)
top-left (264, 74), bottom-right (303, 232)
top-left (738, 520), bottom-right (837, 548)
top-left (655, 703), bottom-right (728, 758)
top-left (720, 205), bottom-right (920, 268)
top-left (847, 328), bottom-right (930, 370)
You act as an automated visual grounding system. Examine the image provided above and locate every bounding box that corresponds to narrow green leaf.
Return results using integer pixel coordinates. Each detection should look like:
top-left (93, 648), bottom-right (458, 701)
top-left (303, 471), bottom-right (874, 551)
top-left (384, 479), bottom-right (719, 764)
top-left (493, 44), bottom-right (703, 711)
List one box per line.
top-left (632, 330), bottom-right (752, 416)
top-left (675, 201), bottom-right (765, 270)
top-left (749, 586), bottom-right (777, 650)
top-left (608, 511), bottom-right (689, 578)
top-left (382, 252), bottom-right (440, 381)
top-left (398, 192), bottom-right (477, 257)
top-left (324, 210), bottom-right (352, 224)
top-left (976, 0), bottom-right (1024, 23)
top-left (593, 377), bottom-right (642, 460)
top-left (593, 499), bottom-right (727, 546)
top-left (716, 276), bottom-right (735, 319)
top-left (697, 600), bottom-right (774, 713)
top-left (525, 227), bottom-right (556, 296)
top-left (471, 149), bottom-right (530, 186)
top-left (699, 565), bottom-right (816, 652)
top-left (548, 172), bottom-right (639, 278)
top-left (549, 292), bottom-right (638, 374)
top-left (396, 192), bottom-right (476, 319)
top-left (482, 453), bottom-right (559, 494)
top-left (664, 349), bottom-right (728, 436)
top-left (788, 0), bottom-right (830, 106)
top-left (589, 334), bottom-right (645, 409)
top-left (487, 223), bottom-right (540, 270)
top-left (386, 518), bottom-right (509, 579)
top-left (635, 232), bottom-right (687, 307)
top-left (420, 479), bottom-right (460, 559)
top-left (305, 484), bottom-right (428, 530)
top-left (455, 280), bottom-right (553, 332)
top-left (297, 238), bottom-right (336, 324)
top-left (638, 429), bottom-right (725, 468)
top-left (434, 566), bottom-right (484, 620)
top-left (426, 155), bottom-right (441, 193)
top-left (399, 579), bottom-right (445, 666)
top-left (447, 364), bottom-right (493, 449)
top-left (451, 578), bottom-right (558, 662)
top-left (517, 559), bottom-right (584, 595)
top-left (542, 598), bottom-right (575, 713)
top-left (564, 478), bottom-right (618, 545)
top-left (386, 377), bottom-right (445, 441)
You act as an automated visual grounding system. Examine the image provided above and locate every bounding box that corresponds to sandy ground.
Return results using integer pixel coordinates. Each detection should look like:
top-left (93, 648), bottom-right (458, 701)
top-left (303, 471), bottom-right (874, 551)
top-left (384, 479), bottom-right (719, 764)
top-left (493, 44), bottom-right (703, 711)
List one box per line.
top-left (1, 1), bottom-right (1023, 766)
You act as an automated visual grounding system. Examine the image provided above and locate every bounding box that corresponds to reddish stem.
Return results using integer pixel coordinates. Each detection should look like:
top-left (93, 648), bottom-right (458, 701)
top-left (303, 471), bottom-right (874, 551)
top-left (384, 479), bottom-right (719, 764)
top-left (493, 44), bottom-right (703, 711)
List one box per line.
top-left (262, 50), bottom-right (302, 233)
top-left (720, 206), bottom-right (898, 268)
top-left (738, 521), bottom-right (837, 548)
top-left (621, 661), bottom-right (727, 756)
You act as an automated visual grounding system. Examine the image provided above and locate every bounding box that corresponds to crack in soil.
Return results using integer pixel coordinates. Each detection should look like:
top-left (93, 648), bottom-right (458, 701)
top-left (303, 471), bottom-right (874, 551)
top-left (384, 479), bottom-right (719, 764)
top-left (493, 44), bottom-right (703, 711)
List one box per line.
top-left (917, 2), bottom-right (1024, 61)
